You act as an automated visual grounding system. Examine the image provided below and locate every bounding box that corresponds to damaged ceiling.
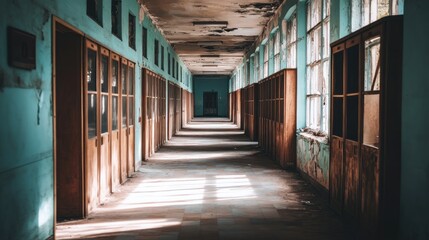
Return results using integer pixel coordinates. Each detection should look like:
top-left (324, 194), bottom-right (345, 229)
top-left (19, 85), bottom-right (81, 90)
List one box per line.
top-left (139, 0), bottom-right (283, 75)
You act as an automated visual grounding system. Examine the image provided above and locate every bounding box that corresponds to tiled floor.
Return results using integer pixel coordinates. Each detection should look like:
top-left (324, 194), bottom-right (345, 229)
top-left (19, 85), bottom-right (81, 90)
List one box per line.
top-left (56, 118), bottom-right (353, 240)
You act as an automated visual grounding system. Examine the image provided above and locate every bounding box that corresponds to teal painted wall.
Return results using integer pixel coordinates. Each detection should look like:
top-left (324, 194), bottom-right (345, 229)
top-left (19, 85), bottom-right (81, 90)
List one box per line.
top-left (400, 0), bottom-right (429, 239)
top-left (194, 75), bottom-right (229, 117)
top-left (0, 0), bottom-right (190, 238)
top-left (228, 0), bottom-right (405, 191)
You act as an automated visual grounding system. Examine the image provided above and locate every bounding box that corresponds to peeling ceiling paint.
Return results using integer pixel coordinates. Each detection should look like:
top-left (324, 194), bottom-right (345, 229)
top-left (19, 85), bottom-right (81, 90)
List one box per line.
top-left (140, 0), bottom-right (283, 75)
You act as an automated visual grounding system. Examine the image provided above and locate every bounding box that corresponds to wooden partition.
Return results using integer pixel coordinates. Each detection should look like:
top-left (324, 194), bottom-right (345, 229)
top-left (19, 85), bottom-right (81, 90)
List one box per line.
top-left (142, 68), bottom-right (166, 160)
top-left (329, 16), bottom-right (403, 238)
top-left (230, 89), bottom-right (243, 129)
top-left (182, 89), bottom-right (193, 127)
top-left (243, 84), bottom-right (259, 141)
top-left (168, 83), bottom-right (181, 139)
top-left (81, 39), bottom-right (136, 214)
top-left (258, 69), bottom-right (297, 168)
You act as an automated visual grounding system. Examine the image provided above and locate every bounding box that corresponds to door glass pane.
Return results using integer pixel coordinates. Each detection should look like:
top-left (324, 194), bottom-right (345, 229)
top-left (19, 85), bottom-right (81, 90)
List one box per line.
top-left (363, 94), bottom-right (379, 148)
top-left (128, 67), bottom-right (134, 95)
top-left (121, 63), bottom-right (127, 94)
top-left (122, 96), bottom-right (127, 128)
top-left (364, 36), bottom-right (381, 91)
top-left (129, 97), bottom-right (134, 126)
top-left (88, 93), bottom-right (97, 138)
top-left (112, 60), bottom-right (119, 93)
top-left (101, 55), bottom-right (109, 93)
top-left (101, 95), bottom-right (109, 134)
top-left (112, 96), bottom-right (118, 131)
top-left (87, 49), bottom-right (97, 92)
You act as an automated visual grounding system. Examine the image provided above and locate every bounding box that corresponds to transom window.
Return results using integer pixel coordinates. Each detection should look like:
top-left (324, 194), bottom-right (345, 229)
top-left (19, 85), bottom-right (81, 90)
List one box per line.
top-left (351, 0), bottom-right (399, 32)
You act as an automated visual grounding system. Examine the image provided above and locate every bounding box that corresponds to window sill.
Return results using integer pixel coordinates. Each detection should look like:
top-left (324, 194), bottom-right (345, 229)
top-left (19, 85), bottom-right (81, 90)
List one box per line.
top-left (297, 130), bottom-right (329, 144)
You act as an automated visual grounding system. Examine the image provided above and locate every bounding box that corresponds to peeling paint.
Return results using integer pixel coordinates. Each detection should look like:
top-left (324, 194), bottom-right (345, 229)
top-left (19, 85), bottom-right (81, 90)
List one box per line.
top-left (297, 134), bottom-right (330, 189)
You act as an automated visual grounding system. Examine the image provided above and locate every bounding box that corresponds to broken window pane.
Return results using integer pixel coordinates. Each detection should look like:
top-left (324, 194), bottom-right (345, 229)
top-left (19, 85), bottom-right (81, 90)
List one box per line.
top-left (364, 36), bottom-right (381, 91)
top-left (363, 94), bottom-right (380, 148)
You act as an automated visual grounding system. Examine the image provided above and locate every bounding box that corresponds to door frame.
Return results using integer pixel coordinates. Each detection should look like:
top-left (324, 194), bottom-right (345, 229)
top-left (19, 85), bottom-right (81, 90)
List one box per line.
top-left (52, 16), bottom-right (85, 230)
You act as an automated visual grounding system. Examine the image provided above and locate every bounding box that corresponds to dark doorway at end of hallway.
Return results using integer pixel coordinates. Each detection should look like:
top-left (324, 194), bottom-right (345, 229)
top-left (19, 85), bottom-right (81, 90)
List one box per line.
top-left (203, 92), bottom-right (218, 116)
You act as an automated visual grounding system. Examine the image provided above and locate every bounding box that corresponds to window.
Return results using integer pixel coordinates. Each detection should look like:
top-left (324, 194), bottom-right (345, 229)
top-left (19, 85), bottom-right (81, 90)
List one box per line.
top-left (87, 0), bottom-right (103, 26)
top-left (142, 27), bottom-right (148, 59)
top-left (306, 0), bottom-right (330, 132)
top-left (286, 13), bottom-right (297, 68)
top-left (180, 67), bottom-right (182, 82)
top-left (351, 0), bottom-right (398, 32)
top-left (154, 39), bottom-right (159, 66)
top-left (254, 51), bottom-right (260, 82)
top-left (161, 46), bottom-right (165, 71)
top-left (111, 0), bottom-right (121, 38)
top-left (168, 53), bottom-right (171, 75)
top-left (176, 60), bottom-right (179, 80)
top-left (263, 44), bottom-right (269, 78)
top-left (172, 58), bottom-right (175, 78)
top-left (128, 13), bottom-right (136, 49)
top-left (273, 31), bottom-right (281, 72)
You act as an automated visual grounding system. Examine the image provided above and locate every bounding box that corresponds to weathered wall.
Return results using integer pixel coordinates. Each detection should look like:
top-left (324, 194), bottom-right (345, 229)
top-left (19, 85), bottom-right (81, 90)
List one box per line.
top-left (400, 0), bottom-right (429, 239)
top-left (0, 0), bottom-right (190, 238)
top-left (296, 134), bottom-right (330, 189)
top-left (193, 75), bottom-right (229, 117)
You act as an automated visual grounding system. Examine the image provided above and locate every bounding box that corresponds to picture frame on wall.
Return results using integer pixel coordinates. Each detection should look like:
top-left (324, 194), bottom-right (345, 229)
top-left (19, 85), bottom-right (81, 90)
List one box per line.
top-left (7, 26), bottom-right (36, 70)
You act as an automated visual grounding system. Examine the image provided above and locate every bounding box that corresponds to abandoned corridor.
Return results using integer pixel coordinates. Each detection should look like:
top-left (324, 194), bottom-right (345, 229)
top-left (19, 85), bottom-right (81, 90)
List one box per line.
top-left (56, 118), bottom-right (352, 240)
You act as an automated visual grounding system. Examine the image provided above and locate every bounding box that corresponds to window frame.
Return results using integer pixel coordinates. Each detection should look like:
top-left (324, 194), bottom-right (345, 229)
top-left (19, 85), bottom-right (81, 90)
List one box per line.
top-left (286, 13), bottom-right (297, 68)
top-left (305, 0), bottom-right (330, 133)
top-left (128, 12), bottom-right (136, 50)
top-left (87, 0), bottom-right (103, 26)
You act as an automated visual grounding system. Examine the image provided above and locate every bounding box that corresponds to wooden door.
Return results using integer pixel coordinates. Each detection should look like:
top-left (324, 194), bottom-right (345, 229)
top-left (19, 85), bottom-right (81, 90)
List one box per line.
top-left (127, 62), bottom-right (135, 176)
top-left (110, 53), bottom-right (121, 191)
top-left (99, 48), bottom-right (111, 201)
top-left (203, 92), bottom-right (218, 116)
top-left (55, 21), bottom-right (84, 219)
top-left (85, 40), bottom-right (99, 212)
top-left (120, 59), bottom-right (128, 183)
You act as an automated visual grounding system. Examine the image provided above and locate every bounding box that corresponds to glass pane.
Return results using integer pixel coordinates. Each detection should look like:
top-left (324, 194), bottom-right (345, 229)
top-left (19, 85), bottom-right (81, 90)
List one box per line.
top-left (101, 55), bottom-right (109, 93)
top-left (112, 96), bottom-right (118, 131)
top-left (332, 98), bottom-right (343, 136)
top-left (363, 94), bottom-right (380, 148)
top-left (112, 60), bottom-right (119, 93)
top-left (122, 96), bottom-right (127, 128)
top-left (346, 96), bottom-right (359, 141)
top-left (128, 67), bottom-right (134, 95)
top-left (378, 0), bottom-right (390, 19)
top-left (88, 93), bottom-right (97, 138)
top-left (129, 97), bottom-right (134, 126)
top-left (364, 36), bottom-right (381, 91)
top-left (121, 63), bottom-right (127, 94)
top-left (101, 95), bottom-right (108, 134)
top-left (87, 49), bottom-right (97, 92)
top-left (333, 51), bottom-right (344, 95)
top-left (347, 45), bottom-right (360, 93)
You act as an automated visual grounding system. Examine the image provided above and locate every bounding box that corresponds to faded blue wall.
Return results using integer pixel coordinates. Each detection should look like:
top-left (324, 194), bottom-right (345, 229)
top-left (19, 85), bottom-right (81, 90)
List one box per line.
top-left (400, 0), bottom-right (429, 239)
top-left (0, 0), bottom-right (190, 239)
top-left (193, 75), bottom-right (229, 117)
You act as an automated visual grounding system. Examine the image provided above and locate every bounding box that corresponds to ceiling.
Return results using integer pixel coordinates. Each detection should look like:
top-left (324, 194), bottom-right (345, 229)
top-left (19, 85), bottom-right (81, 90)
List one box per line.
top-left (139, 0), bottom-right (283, 75)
